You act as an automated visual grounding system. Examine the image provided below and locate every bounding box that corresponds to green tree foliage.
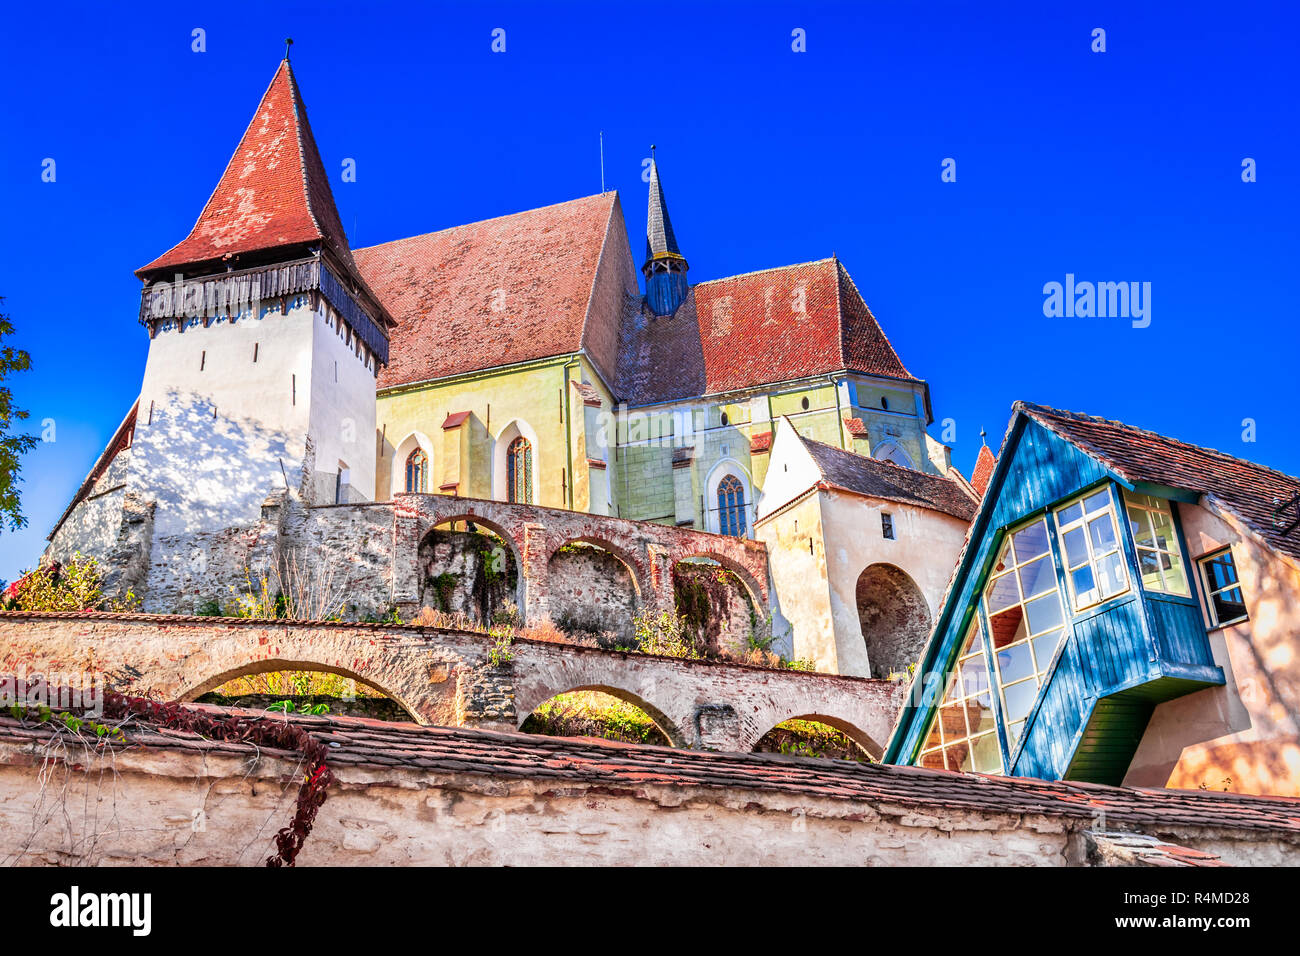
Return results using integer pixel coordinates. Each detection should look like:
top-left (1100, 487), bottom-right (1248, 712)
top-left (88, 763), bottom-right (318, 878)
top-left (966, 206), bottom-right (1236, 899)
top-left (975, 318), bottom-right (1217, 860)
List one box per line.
top-left (0, 299), bottom-right (37, 533)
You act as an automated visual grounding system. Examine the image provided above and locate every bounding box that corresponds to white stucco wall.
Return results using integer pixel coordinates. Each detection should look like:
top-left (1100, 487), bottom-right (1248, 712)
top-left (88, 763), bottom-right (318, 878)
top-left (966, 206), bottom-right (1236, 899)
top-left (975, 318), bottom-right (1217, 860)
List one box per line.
top-left (127, 299), bottom-right (315, 538)
top-left (309, 308), bottom-right (378, 503)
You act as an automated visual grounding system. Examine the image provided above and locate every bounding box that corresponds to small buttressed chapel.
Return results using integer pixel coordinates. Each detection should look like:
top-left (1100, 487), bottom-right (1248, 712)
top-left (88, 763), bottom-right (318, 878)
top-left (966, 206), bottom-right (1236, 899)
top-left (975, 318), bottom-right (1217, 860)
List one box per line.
top-left (44, 55), bottom-right (975, 675)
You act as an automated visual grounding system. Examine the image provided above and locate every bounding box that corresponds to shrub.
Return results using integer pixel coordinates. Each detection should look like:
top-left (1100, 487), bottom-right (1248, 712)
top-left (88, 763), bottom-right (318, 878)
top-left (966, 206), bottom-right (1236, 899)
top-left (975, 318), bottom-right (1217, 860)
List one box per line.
top-left (633, 608), bottom-right (703, 659)
top-left (3, 554), bottom-right (138, 612)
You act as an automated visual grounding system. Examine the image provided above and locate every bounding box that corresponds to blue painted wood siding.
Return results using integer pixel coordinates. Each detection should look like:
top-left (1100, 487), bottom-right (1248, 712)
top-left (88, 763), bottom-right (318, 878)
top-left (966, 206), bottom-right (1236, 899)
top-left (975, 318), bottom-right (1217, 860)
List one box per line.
top-left (889, 414), bottom-right (1223, 782)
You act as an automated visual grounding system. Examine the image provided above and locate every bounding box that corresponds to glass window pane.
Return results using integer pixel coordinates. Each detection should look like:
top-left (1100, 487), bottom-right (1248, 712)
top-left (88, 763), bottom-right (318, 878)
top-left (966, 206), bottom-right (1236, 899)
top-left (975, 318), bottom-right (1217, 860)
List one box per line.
top-left (939, 701), bottom-right (968, 740)
top-left (959, 657), bottom-right (989, 698)
top-left (1151, 510), bottom-right (1175, 552)
top-left (1163, 556), bottom-right (1189, 595)
top-left (1018, 555), bottom-right (1056, 599)
top-left (1024, 593), bottom-right (1064, 634)
top-left (996, 643), bottom-right (1035, 683)
top-left (970, 733), bottom-right (1002, 773)
top-left (1003, 680), bottom-right (1039, 723)
top-left (1129, 507), bottom-right (1153, 547)
top-left (1007, 720), bottom-right (1025, 744)
top-left (1212, 587), bottom-right (1246, 624)
top-left (1071, 565), bottom-right (1097, 604)
top-left (1209, 553), bottom-right (1239, 589)
top-left (1057, 502), bottom-right (1083, 527)
top-left (1032, 631), bottom-right (1063, 668)
top-left (1098, 550), bottom-right (1127, 597)
top-left (1012, 520), bottom-right (1050, 563)
top-left (991, 539), bottom-right (1013, 574)
top-left (985, 572), bottom-right (1020, 613)
top-left (1088, 513), bottom-right (1117, 552)
top-left (1062, 527), bottom-right (1089, 567)
top-left (1084, 490), bottom-right (1110, 514)
top-left (1138, 548), bottom-right (1163, 589)
top-left (968, 700), bottom-right (997, 737)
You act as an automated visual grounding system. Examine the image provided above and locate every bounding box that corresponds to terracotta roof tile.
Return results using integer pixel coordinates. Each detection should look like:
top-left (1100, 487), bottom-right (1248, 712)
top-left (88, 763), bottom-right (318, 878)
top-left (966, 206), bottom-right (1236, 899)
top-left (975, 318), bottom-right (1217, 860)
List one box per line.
top-left (1018, 402), bottom-right (1300, 561)
top-left (843, 416), bottom-right (869, 439)
top-left (617, 258), bottom-right (916, 405)
top-left (356, 194), bottom-right (619, 390)
top-left (441, 411), bottom-right (471, 430)
top-left (8, 705), bottom-right (1297, 837)
top-left (138, 60), bottom-right (355, 280)
top-left (750, 431), bottom-right (773, 453)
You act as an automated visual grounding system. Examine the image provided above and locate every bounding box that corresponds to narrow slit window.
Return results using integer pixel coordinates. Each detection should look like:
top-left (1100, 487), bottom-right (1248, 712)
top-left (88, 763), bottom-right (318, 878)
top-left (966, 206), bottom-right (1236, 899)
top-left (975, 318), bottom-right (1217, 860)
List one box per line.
top-left (882, 513), bottom-right (895, 539)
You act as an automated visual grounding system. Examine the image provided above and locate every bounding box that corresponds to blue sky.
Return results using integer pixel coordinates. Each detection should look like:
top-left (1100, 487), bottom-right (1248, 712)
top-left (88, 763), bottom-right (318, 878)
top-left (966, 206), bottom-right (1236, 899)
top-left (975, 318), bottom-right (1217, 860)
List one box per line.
top-left (1, 1), bottom-right (1296, 579)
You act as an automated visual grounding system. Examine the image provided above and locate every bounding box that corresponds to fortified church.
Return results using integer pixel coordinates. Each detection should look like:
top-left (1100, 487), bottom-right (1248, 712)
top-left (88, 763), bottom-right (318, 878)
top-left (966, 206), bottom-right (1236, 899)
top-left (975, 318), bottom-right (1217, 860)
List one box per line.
top-left (46, 56), bottom-right (976, 679)
top-left (10, 55), bottom-right (1300, 865)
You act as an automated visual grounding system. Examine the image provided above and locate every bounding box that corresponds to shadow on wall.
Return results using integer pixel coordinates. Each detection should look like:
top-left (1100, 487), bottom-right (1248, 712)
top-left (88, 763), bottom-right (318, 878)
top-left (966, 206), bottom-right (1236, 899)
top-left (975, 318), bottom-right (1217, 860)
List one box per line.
top-left (130, 389), bottom-right (302, 538)
top-left (673, 560), bottom-right (761, 658)
top-left (856, 563), bottom-right (931, 680)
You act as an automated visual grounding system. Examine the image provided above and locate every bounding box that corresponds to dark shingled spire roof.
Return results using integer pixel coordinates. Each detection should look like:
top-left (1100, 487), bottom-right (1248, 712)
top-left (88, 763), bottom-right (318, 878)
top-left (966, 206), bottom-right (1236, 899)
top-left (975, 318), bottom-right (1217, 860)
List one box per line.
top-left (644, 159), bottom-right (683, 264)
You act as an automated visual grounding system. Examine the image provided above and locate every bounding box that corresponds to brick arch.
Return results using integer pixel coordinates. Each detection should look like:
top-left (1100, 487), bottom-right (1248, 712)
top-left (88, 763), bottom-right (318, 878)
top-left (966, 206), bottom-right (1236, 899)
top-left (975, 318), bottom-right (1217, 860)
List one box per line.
top-left (747, 712), bottom-right (883, 760)
top-left (546, 534), bottom-right (648, 601)
top-left (180, 658), bottom-right (420, 722)
top-left (671, 551), bottom-right (767, 617)
top-left (516, 683), bottom-right (687, 748)
top-left (416, 513), bottom-right (527, 617)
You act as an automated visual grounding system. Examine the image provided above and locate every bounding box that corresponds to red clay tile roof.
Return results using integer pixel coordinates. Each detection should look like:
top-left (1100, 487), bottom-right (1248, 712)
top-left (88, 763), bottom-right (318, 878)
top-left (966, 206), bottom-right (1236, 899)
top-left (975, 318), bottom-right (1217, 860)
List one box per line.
top-left (137, 60), bottom-right (356, 280)
top-left (355, 194), bottom-right (620, 390)
top-left (750, 431), bottom-right (773, 454)
top-left (843, 416), bottom-right (869, 439)
top-left (800, 434), bottom-right (979, 521)
top-left (970, 445), bottom-right (997, 498)
top-left (1019, 402), bottom-right (1300, 561)
top-left (572, 381), bottom-right (603, 406)
top-left (617, 258), bottom-right (916, 405)
top-left (7, 705), bottom-right (1297, 836)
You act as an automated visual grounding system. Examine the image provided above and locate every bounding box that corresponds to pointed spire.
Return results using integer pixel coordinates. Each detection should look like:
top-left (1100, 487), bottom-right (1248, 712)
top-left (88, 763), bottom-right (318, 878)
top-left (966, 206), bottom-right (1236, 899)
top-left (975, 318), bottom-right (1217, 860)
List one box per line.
top-left (642, 150), bottom-right (689, 316)
top-left (137, 58), bottom-right (357, 280)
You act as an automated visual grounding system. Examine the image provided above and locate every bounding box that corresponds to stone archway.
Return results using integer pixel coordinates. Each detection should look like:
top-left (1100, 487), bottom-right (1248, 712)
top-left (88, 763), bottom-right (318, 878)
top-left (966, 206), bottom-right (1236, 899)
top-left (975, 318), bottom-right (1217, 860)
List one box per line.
top-left (546, 540), bottom-right (641, 648)
top-left (855, 563), bottom-right (931, 679)
top-left (417, 516), bottom-right (523, 626)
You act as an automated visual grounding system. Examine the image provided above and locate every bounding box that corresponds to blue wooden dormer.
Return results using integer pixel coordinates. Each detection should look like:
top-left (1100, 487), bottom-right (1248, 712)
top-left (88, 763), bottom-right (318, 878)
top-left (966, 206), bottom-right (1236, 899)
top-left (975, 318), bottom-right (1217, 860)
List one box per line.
top-left (885, 404), bottom-right (1225, 785)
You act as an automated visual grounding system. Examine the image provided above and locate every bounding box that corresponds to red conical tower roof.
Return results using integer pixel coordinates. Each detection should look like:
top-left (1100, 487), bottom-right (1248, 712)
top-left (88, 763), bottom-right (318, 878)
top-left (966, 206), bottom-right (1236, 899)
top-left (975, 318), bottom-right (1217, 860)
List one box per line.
top-left (137, 59), bottom-right (358, 279)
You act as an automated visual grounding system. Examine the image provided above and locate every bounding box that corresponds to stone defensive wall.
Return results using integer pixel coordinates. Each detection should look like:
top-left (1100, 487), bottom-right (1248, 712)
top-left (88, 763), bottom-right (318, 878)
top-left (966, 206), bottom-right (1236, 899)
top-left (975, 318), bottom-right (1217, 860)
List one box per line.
top-left (0, 612), bottom-right (904, 754)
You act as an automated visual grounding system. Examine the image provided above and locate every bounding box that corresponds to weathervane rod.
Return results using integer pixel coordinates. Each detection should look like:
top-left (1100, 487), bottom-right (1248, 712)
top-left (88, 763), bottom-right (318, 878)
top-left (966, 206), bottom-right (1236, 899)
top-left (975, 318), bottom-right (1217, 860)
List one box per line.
top-left (599, 130), bottom-right (605, 194)
top-left (284, 37), bottom-right (294, 60)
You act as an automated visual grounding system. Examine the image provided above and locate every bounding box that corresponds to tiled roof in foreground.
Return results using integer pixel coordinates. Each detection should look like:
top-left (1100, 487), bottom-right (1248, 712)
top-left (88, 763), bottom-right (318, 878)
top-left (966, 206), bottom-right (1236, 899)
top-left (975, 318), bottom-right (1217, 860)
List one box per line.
top-left (5, 705), bottom-right (1296, 836)
top-left (1019, 402), bottom-right (1300, 561)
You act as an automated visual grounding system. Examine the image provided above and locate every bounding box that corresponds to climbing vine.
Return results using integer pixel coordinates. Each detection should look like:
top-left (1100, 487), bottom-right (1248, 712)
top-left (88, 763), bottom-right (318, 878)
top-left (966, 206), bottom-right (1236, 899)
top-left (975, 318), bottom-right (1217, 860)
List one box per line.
top-left (12, 689), bottom-right (334, 867)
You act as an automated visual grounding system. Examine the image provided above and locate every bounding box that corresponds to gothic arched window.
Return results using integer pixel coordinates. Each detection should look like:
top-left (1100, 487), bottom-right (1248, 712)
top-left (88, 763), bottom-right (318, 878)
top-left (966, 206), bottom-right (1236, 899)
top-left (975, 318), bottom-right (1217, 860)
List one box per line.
top-left (405, 448), bottom-right (428, 493)
top-left (507, 437), bottom-right (533, 504)
top-left (717, 474), bottom-right (747, 537)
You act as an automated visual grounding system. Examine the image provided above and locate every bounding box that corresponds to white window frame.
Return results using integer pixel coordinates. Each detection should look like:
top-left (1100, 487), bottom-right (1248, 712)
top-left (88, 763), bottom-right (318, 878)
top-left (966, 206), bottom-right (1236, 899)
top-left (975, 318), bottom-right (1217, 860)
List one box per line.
top-left (1197, 547), bottom-right (1249, 628)
top-left (1053, 487), bottom-right (1130, 611)
top-left (1122, 491), bottom-right (1190, 596)
top-left (916, 621), bottom-right (1002, 775)
top-left (982, 515), bottom-right (1068, 749)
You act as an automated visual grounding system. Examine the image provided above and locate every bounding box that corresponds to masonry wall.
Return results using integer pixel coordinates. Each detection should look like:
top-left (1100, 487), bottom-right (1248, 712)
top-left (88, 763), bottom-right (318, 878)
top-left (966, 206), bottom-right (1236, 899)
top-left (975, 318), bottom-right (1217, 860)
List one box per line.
top-left (44, 449), bottom-right (132, 566)
top-left (1124, 502), bottom-right (1300, 796)
top-left (2, 740), bottom-right (1294, 866)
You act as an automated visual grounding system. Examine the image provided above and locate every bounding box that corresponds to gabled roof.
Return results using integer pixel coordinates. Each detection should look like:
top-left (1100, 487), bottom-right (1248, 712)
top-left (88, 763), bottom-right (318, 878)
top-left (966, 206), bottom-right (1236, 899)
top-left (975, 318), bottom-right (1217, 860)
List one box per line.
top-left (798, 432), bottom-right (979, 521)
top-left (137, 60), bottom-right (357, 280)
top-left (1020, 402), bottom-right (1300, 562)
top-left (355, 193), bottom-right (623, 390)
top-left (644, 158), bottom-right (683, 264)
top-left (970, 445), bottom-right (997, 498)
top-left (617, 257), bottom-right (919, 405)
